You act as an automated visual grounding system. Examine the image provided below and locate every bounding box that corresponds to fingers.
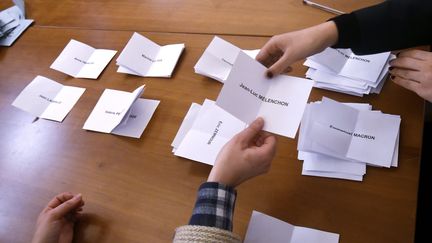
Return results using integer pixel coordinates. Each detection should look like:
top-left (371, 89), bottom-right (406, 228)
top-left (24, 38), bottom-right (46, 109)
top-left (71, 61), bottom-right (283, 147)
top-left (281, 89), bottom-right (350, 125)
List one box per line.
top-left (391, 75), bottom-right (421, 93)
top-left (389, 68), bottom-right (422, 81)
top-left (390, 56), bottom-right (425, 71)
top-left (398, 49), bottom-right (431, 61)
top-left (237, 117), bottom-right (265, 146)
top-left (46, 192), bottom-right (74, 210)
top-left (51, 194), bottom-right (83, 219)
top-left (267, 52), bottom-right (293, 78)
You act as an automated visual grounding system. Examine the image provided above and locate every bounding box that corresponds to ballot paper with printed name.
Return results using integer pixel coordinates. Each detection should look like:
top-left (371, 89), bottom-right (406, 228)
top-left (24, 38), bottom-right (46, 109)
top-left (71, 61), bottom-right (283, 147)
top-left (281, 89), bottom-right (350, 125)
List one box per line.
top-left (304, 48), bottom-right (393, 96)
top-left (298, 97), bottom-right (400, 168)
top-left (194, 36), bottom-right (260, 83)
top-left (83, 85), bottom-right (159, 138)
top-left (50, 39), bottom-right (117, 79)
top-left (244, 211), bottom-right (339, 243)
top-left (0, 0), bottom-right (33, 46)
top-left (116, 32), bottom-right (184, 77)
top-left (216, 51), bottom-right (313, 138)
top-left (172, 99), bottom-right (247, 165)
top-left (11, 76), bottom-right (85, 122)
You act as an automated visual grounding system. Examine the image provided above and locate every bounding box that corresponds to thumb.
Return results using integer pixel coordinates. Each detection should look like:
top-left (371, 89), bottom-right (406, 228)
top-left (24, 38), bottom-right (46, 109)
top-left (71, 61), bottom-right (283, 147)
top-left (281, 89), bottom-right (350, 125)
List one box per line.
top-left (51, 194), bottom-right (82, 219)
top-left (267, 52), bottom-right (293, 78)
top-left (237, 117), bottom-right (265, 145)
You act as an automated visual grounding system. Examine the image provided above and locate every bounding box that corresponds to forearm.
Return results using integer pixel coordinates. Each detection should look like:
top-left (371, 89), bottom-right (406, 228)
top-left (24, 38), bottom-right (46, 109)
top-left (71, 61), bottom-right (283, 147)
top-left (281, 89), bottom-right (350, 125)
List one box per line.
top-left (332, 0), bottom-right (432, 55)
top-left (188, 182), bottom-right (237, 231)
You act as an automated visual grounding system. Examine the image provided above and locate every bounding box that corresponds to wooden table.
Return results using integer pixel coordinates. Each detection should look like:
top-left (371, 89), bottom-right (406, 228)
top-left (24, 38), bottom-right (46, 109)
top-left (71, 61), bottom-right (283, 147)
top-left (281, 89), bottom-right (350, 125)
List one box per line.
top-left (1, 1), bottom-right (423, 243)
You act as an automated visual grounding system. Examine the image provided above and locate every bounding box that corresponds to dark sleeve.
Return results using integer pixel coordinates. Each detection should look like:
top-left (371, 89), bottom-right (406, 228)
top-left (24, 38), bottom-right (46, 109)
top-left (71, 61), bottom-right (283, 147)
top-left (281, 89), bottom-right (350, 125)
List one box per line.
top-left (331, 0), bottom-right (432, 55)
top-left (188, 182), bottom-right (237, 231)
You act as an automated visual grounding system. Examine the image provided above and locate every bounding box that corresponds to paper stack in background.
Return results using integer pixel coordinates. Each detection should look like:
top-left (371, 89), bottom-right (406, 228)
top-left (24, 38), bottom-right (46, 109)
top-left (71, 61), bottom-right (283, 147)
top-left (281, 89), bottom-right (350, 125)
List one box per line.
top-left (171, 99), bottom-right (247, 165)
top-left (297, 97), bottom-right (400, 181)
top-left (244, 211), bottom-right (339, 243)
top-left (0, 0), bottom-right (33, 46)
top-left (194, 36), bottom-right (259, 83)
top-left (117, 32), bottom-right (185, 78)
top-left (304, 48), bottom-right (394, 96)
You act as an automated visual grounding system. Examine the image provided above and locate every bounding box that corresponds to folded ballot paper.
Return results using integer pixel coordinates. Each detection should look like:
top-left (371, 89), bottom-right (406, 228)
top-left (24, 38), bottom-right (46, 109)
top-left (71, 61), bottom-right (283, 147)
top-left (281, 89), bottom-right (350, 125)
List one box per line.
top-left (0, 0), bottom-right (33, 46)
top-left (83, 85), bottom-right (160, 138)
top-left (171, 99), bottom-right (247, 165)
top-left (304, 48), bottom-right (394, 96)
top-left (216, 51), bottom-right (314, 138)
top-left (116, 32), bottom-right (184, 78)
top-left (50, 39), bottom-right (117, 79)
top-left (12, 76), bottom-right (85, 122)
top-left (244, 211), bottom-right (339, 243)
top-left (194, 36), bottom-right (260, 83)
top-left (297, 97), bottom-right (400, 181)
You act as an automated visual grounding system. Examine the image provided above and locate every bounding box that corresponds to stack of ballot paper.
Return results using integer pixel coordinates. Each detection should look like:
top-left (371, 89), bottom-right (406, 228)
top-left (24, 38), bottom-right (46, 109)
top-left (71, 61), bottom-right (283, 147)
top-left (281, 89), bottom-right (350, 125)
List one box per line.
top-left (194, 36), bottom-right (259, 83)
top-left (50, 39), bottom-right (117, 79)
top-left (83, 85), bottom-right (160, 138)
top-left (116, 32), bottom-right (185, 78)
top-left (0, 0), bottom-right (33, 46)
top-left (297, 97), bottom-right (400, 181)
top-left (12, 76), bottom-right (85, 122)
top-left (304, 48), bottom-right (394, 96)
top-left (244, 211), bottom-right (339, 243)
top-left (171, 99), bottom-right (247, 165)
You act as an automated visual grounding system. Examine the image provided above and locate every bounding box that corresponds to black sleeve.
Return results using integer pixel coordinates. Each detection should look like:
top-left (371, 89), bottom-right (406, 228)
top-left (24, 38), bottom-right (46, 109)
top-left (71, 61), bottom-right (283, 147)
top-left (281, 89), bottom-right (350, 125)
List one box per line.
top-left (331, 0), bottom-right (432, 55)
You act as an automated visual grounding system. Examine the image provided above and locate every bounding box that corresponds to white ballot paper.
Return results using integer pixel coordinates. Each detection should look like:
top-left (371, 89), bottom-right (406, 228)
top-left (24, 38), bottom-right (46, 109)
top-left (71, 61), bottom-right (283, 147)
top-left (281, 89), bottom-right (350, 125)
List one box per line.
top-left (194, 36), bottom-right (259, 83)
top-left (244, 211), bottom-right (339, 243)
top-left (299, 97), bottom-right (400, 167)
top-left (116, 32), bottom-right (184, 77)
top-left (12, 76), bottom-right (85, 122)
top-left (83, 85), bottom-right (159, 138)
top-left (50, 39), bottom-right (117, 79)
top-left (0, 1), bottom-right (33, 46)
top-left (173, 99), bottom-right (247, 165)
top-left (309, 48), bottom-right (390, 83)
top-left (216, 51), bottom-right (313, 138)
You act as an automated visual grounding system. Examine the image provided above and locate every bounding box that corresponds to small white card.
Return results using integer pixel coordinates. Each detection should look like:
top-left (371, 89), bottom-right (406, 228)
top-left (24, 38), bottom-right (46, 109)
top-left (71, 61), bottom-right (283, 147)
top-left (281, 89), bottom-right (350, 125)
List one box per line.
top-left (83, 85), bottom-right (159, 138)
top-left (216, 51), bottom-right (313, 138)
top-left (50, 39), bottom-right (117, 79)
top-left (12, 76), bottom-right (85, 122)
top-left (173, 99), bottom-right (247, 165)
top-left (244, 211), bottom-right (339, 243)
top-left (309, 48), bottom-right (390, 83)
top-left (299, 97), bottom-right (400, 167)
top-left (116, 32), bottom-right (184, 77)
top-left (194, 36), bottom-right (259, 83)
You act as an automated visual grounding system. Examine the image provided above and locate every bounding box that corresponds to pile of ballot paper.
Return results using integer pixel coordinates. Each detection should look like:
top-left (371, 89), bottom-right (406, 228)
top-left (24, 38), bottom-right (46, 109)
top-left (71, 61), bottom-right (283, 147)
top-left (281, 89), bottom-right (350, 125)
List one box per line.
top-left (304, 48), bottom-right (394, 96)
top-left (0, 0), bottom-right (33, 46)
top-left (297, 97), bottom-right (400, 181)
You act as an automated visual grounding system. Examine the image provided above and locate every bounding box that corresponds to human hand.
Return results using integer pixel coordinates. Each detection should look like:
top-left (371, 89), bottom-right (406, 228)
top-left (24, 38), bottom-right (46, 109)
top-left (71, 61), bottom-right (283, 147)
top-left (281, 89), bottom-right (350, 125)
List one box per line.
top-left (32, 193), bottom-right (84, 243)
top-left (389, 49), bottom-right (432, 102)
top-left (256, 21), bottom-right (338, 78)
top-left (208, 117), bottom-right (277, 187)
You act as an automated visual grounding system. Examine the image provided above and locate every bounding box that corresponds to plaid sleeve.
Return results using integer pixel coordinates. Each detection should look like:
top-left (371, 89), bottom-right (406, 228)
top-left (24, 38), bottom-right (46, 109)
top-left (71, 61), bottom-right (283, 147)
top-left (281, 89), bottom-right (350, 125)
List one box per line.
top-left (188, 182), bottom-right (237, 231)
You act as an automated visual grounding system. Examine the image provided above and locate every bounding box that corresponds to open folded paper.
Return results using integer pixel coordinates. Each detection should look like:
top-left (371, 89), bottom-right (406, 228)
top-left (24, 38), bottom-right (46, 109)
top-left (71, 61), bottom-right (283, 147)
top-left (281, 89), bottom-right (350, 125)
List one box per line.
top-left (117, 32), bottom-right (184, 77)
top-left (216, 51), bottom-right (313, 138)
top-left (83, 85), bottom-right (159, 138)
top-left (12, 76), bottom-right (85, 122)
top-left (50, 39), bottom-right (117, 79)
top-left (194, 36), bottom-right (259, 83)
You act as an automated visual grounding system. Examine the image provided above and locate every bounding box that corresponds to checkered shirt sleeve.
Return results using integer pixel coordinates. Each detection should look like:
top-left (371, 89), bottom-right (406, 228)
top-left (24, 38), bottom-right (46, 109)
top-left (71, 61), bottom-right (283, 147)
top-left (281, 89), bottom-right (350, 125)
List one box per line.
top-left (189, 182), bottom-right (237, 231)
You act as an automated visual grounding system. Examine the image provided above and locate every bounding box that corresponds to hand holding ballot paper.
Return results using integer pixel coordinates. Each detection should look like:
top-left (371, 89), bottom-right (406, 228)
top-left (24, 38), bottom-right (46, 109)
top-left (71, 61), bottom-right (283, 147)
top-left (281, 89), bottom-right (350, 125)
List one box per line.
top-left (83, 85), bottom-right (159, 138)
top-left (216, 51), bottom-right (314, 138)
